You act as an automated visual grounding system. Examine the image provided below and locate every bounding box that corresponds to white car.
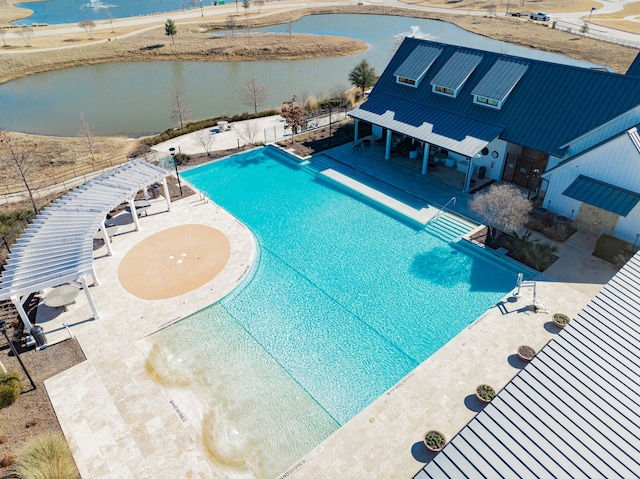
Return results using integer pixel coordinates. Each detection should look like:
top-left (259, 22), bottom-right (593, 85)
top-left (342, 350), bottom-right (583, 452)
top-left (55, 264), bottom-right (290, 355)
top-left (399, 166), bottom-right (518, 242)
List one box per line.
top-left (530, 12), bottom-right (550, 21)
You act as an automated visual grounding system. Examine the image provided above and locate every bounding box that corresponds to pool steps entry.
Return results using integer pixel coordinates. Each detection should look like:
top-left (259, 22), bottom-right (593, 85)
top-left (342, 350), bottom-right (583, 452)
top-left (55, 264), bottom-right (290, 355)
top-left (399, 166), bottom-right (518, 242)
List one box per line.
top-left (316, 168), bottom-right (475, 242)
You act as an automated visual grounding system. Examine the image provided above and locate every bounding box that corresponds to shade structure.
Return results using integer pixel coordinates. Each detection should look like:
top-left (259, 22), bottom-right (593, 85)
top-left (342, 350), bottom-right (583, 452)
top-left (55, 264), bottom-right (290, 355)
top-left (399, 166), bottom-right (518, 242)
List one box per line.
top-left (0, 160), bottom-right (170, 331)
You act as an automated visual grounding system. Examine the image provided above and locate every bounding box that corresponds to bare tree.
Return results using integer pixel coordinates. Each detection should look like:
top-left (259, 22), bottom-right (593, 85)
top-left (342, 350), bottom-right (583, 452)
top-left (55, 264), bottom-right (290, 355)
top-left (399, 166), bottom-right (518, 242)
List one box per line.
top-left (0, 132), bottom-right (42, 215)
top-left (254, 0), bottom-right (265, 13)
top-left (79, 19), bottom-right (96, 39)
top-left (17, 26), bottom-right (34, 47)
top-left (329, 84), bottom-right (349, 105)
top-left (287, 20), bottom-right (293, 40)
top-left (170, 90), bottom-right (191, 130)
top-left (78, 113), bottom-right (97, 165)
top-left (470, 183), bottom-right (532, 238)
top-left (0, 28), bottom-right (7, 47)
top-left (278, 97), bottom-right (306, 143)
top-left (240, 78), bottom-right (267, 114)
top-left (106, 10), bottom-right (115, 32)
top-left (236, 121), bottom-right (261, 146)
top-left (194, 130), bottom-right (216, 156)
top-left (226, 15), bottom-right (237, 37)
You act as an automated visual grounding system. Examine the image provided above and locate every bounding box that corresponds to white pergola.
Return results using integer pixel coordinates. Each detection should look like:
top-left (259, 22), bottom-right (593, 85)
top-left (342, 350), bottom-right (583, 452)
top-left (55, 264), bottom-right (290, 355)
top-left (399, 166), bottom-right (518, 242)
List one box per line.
top-left (0, 160), bottom-right (171, 332)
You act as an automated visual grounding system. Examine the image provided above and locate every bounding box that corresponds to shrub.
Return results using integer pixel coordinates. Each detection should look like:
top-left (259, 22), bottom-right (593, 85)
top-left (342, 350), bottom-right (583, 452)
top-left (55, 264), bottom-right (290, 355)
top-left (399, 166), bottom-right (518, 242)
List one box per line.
top-left (553, 313), bottom-right (570, 325)
top-left (593, 233), bottom-right (635, 266)
top-left (423, 430), bottom-right (446, 451)
top-left (15, 434), bottom-right (79, 479)
top-left (0, 372), bottom-right (22, 407)
top-left (476, 384), bottom-right (496, 402)
top-left (507, 230), bottom-right (558, 271)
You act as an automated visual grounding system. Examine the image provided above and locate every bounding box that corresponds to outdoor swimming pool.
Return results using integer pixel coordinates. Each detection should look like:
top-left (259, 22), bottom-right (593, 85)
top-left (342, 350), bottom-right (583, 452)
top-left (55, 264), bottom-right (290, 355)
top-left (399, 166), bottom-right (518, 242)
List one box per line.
top-left (144, 146), bottom-right (519, 478)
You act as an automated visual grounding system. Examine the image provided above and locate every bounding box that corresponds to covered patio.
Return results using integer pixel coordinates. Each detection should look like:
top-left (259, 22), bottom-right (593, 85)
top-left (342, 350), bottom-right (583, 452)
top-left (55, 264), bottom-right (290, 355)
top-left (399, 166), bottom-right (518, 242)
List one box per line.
top-left (0, 161), bottom-right (171, 334)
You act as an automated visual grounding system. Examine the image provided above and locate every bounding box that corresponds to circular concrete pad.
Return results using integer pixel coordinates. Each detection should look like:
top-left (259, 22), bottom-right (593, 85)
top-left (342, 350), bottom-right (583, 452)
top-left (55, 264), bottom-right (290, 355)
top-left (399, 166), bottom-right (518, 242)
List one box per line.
top-left (118, 224), bottom-right (231, 300)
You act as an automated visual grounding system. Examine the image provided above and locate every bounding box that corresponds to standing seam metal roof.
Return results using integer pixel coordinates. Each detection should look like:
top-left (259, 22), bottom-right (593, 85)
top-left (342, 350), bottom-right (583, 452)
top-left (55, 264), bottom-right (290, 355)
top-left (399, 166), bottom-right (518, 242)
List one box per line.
top-left (416, 253), bottom-right (640, 478)
top-left (430, 50), bottom-right (483, 92)
top-left (562, 175), bottom-right (640, 216)
top-left (0, 160), bottom-right (167, 300)
top-left (394, 43), bottom-right (443, 83)
top-left (354, 38), bottom-right (640, 156)
top-left (471, 58), bottom-right (529, 101)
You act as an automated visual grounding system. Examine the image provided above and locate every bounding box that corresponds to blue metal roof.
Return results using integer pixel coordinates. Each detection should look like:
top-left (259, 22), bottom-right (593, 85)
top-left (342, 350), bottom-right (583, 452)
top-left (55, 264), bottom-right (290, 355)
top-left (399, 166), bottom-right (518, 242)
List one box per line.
top-left (350, 92), bottom-right (503, 157)
top-left (354, 37), bottom-right (640, 156)
top-left (430, 50), bottom-right (483, 92)
top-left (563, 175), bottom-right (640, 216)
top-left (471, 58), bottom-right (529, 101)
top-left (394, 43), bottom-right (443, 82)
top-left (416, 252), bottom-right (640, 479)
top-left (626, 51), bottom-right (640, 79)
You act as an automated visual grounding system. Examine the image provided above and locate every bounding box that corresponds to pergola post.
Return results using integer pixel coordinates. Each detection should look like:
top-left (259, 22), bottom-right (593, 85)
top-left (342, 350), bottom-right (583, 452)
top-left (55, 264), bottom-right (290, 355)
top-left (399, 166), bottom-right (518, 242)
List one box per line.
top-left (128, 199), bottom-right (141, 231)
top-left (463, 155), bottom-right (475, 192)
top-left (162, 177), bottom-right (171, 212)
top-left (385, 129), bottom-right (392, 160)
top-left (10, 295), bottom-right (32, 333)
top-left (97, 220), bottom-right (114, 256)
top-left (80, 276), bottom-right (100, 319)
top-left (91, 268), bottom-right (100, 287)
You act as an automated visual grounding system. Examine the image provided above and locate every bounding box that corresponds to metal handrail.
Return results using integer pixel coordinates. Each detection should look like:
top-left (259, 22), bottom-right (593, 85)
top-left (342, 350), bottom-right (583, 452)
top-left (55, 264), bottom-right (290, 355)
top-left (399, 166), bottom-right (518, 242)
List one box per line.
top-left (425, 196), bottom-right (456, 227)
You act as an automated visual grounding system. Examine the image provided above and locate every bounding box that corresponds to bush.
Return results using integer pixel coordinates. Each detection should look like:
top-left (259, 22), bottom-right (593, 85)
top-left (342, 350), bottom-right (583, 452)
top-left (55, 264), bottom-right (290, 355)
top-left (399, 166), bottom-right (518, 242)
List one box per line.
top-left (423, 430), bottom-right (446, 451)
top-left (507, 230), bottom-right (558, 271)
top-left (16, 434), bottom-right (79, 479)
top-left (593, 233), bottom-right (635, 266)
top-left (0, 372), bottom-right (22, 407)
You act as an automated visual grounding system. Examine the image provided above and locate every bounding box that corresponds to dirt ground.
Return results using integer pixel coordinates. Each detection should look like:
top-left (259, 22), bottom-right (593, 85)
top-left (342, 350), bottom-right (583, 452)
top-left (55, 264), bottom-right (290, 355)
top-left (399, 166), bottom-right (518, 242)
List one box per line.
top-left (0, 317), bottom-right (85, 476)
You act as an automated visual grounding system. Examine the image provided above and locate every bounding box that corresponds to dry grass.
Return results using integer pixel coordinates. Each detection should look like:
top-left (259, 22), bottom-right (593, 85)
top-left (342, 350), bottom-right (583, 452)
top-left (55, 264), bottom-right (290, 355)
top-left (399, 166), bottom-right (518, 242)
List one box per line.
top-left (15, 433), bottom-right (79, 479)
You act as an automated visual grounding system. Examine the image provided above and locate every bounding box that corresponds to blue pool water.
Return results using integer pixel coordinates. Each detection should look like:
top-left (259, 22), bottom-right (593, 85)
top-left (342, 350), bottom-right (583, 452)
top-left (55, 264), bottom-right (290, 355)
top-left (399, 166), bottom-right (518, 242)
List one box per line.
top-left (183, 147), bottom-right (516, 420)
top-left (147, 146), bottom-right (518, 476)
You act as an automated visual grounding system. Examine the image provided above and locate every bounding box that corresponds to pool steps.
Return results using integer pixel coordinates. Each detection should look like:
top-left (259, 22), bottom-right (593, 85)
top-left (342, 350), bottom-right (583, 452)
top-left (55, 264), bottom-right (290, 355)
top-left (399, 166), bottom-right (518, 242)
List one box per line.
top-left (318, 168), bottom-right (436, 226)
top-left (317, 168), bottom-right (476, 243)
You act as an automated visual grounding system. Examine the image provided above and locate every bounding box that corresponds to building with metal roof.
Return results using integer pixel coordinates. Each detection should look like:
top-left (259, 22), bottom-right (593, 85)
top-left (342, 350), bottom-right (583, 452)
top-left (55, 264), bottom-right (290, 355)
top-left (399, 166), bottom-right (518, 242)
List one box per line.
top-left (0, 160), bottom-right (170, 332)
top-left (414, 250), bottom-right (640, 478)
top-left (350, 37), bottom-right (640, 243)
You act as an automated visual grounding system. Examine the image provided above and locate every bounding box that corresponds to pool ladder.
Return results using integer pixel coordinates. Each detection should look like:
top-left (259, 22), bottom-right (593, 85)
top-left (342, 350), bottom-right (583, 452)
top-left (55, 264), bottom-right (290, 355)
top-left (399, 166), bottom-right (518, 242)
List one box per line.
top-left (425, 196), bottom-right (456, 227)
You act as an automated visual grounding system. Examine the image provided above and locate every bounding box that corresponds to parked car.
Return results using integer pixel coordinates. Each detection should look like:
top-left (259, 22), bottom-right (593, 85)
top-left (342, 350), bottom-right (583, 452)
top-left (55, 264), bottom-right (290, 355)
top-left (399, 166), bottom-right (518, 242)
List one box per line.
top-left (530, 12), bottom-right (550, 21)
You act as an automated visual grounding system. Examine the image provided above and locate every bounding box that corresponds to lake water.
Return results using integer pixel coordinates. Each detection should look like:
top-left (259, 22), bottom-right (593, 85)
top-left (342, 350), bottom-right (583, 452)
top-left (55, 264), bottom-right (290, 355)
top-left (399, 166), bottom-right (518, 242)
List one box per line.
top-left (0, 14), bottom-right (600, 136)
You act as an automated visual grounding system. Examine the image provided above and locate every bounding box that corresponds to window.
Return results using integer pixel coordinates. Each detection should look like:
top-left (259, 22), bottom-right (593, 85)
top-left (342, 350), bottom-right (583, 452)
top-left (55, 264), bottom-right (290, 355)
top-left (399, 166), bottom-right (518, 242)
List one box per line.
top-left (397, 76), bottom-right (416, 87)
top-left (433, 85), bottom-right (456, 97)
top-left (473, 95), bottom-right (500, 109)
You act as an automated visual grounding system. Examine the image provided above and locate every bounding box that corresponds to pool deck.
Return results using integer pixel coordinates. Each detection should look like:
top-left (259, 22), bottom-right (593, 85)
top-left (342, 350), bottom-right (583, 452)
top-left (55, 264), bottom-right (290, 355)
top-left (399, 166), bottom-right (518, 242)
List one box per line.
top-left (40, 142), bottom-right (619, 478)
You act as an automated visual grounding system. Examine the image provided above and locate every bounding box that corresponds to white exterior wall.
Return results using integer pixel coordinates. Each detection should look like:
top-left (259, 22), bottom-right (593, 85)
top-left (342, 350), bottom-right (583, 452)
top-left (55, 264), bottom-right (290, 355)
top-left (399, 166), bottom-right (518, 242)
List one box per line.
top-left (563, 105), bottom-right (640, 158)
top-left (544, 131), bottom-right (640, 243)
top-left (465, 138), bottom-right (509, 181)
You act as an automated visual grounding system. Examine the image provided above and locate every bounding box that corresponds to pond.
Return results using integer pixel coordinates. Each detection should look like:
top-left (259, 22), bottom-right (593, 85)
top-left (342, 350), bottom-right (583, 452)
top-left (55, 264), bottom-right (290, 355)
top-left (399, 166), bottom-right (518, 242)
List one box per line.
top-left (0, 14), bottom-right (601, 136)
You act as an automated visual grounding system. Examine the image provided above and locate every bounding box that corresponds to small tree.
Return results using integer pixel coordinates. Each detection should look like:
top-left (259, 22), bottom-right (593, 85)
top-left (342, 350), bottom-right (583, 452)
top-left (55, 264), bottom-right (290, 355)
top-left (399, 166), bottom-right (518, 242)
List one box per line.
top-left (17, 26), bottom-right (34, 47)
top-left (348, 59), bottom-right (377, 97)
top-left (580, 22), bottom-right (590, 34)
top-left (79, 19), bottom-right (96, 39)
top-left (165, 19), bottom-right (177, 45)
top-left (287, 20), bottom-right (293, 40)
top-left (242, 0), bottom-right (250, 15)
top-left (226, 15), bottom-right (237, 39)
top-left (194, 130), bottom-right (216, 156)
top-left (0, 28), bottom-right (7, 47)
top-left (0, 132), bottom-right (42, 215)
top-left (78, 113), bottom-right (97, 165)
top-left (254, 0), bottom-right (265, 13)
top-left (240, 78), bottom-right (267, 114)
top-left (106, 10), bottom-right (115, 33)
top-left (470, 183), bottom-right (532, 238)
top-left (170, 89), bottom-right (191, 130)
top-left (278, 96), bottom-right (306, 143)
top-left (237, 121), bottom-right (261, 146)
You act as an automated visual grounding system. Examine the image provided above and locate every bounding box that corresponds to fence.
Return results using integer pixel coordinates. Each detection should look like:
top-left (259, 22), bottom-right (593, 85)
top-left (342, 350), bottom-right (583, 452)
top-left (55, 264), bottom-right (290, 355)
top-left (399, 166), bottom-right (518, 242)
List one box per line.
top-left (0, 154), bottom-right (132, 206)
top-left (262, 109), bottom-right (349, 144)
top-left (554, 21), bottom-right (640, 50)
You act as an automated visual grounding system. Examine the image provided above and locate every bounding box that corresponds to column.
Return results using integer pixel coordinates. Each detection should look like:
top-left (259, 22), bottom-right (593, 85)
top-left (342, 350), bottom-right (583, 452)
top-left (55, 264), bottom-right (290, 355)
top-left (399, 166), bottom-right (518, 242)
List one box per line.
top-left (385, 129), bottom-right (392, 160)
top-left (353, 118), bottom-right (360, 145)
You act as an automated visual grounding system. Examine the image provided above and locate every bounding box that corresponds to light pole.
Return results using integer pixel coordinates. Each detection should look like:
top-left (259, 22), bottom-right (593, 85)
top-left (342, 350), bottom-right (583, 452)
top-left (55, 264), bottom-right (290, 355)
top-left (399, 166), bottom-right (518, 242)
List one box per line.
top-left (588, 6), bottom-right (595, 21)
top-left (169, 147), bottom-right (183, 196)
top-left (0, 320), bottom-right (36, 390)
top-left (199, 0), bottom-right (203, 16)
